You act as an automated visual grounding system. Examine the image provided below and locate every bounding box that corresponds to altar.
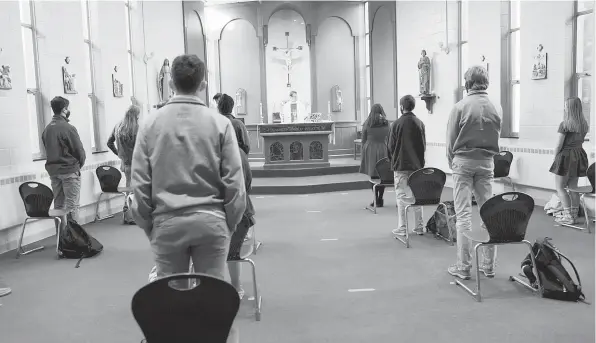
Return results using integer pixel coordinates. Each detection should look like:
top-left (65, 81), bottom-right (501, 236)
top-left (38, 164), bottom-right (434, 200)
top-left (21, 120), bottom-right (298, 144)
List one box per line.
top-left (258, 122), bottom-right (334, 169)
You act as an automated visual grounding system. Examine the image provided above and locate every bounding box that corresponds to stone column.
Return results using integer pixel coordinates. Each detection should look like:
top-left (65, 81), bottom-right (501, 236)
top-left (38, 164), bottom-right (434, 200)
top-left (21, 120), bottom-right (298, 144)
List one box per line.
top-left (259, 24), bottom-right (269, 123)
top-left (353, 35), bottom-right (361, 121)
top-left (307, 24), bottom-right (318, 113)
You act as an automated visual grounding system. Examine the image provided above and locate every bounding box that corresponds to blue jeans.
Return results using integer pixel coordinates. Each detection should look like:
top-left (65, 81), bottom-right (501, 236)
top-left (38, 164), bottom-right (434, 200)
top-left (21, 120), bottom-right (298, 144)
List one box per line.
top-left (451, 156), bottom-right (496, 271)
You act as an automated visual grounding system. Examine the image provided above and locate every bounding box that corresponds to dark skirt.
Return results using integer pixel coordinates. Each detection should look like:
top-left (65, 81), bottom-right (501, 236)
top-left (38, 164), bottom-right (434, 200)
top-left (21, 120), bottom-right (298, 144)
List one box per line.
top-left (359, 141), bottom-right (388, 177)
top-left (549, 148), bottom-right (589, 177)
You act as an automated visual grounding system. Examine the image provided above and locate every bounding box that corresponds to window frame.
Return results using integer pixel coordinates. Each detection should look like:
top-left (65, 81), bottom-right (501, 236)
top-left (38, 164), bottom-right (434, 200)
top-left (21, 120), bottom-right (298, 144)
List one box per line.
top-left (500, 0), bottom-right (521, 138)
top-left (458, 0), bottom-right (469, 102)
top-left (364, 1), bottom-right (371, 118)
top-left (20, 0), bottom-right (46, 160)
top-left (125, 0), bottom-right (136, 98)
top-left (571, 0), bottom-right (593, 136)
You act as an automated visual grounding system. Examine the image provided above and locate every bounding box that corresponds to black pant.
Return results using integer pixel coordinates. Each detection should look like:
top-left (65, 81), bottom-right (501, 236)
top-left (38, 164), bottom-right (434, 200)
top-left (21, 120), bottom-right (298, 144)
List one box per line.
top-left (371, 184), bottom-right (385, 201)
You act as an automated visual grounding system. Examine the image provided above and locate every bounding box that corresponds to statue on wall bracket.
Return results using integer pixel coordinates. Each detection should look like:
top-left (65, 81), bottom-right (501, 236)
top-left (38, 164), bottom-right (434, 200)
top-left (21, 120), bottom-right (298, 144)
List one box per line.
top-left (157, 58), bottom-right (174, 102)
top-left (112, 66), bottom-right (124, 98)
top-left (418, 49), bottom-right (431, 96)
top-left (331, 85), bottom-right (342, 112)
top-left (532, 44), bottom-right (547, 80)
top-left (235, 88), bottom-right (247, 115)
top-left (62, 56), bottom-right (77, 94)
top-left (0, 48), bottom-right (12, 90)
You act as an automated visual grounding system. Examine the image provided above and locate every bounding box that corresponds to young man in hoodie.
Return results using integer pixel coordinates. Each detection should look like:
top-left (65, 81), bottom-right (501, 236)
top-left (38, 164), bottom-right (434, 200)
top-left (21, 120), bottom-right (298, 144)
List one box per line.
top-left (446, 66), bottom-right (501, 280)
top-left (131, 54), bottom-right (246, 282)
top-left (42, 96), bottom-right (86, 224)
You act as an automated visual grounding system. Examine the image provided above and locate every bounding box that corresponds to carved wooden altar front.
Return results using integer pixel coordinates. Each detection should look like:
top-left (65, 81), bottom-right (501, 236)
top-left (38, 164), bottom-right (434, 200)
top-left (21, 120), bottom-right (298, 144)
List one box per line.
top-left (258, 122), bottom-right (334, 169)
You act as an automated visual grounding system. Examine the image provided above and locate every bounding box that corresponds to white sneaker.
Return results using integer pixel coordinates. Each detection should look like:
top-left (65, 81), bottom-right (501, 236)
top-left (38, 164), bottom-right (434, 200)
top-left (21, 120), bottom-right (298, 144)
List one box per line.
top-left (392, 228), bottom-right (406, 236)
top-left (412, 226), bottom-right (424, 235)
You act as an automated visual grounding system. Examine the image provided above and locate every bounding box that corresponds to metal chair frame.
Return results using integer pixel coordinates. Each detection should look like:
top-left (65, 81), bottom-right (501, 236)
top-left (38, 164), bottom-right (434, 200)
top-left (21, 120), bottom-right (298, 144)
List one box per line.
top-left (16, 182), bottom-right (68, 259)
top-left (561, 163), bottom-right (595, 233)
top-left (453, 192), bottom-right (543, 302)
top-left (365, 158), bottom-right (394, 214)
top-left (394, 167), bottom-right (449, 248)
top-left (94, 165), bottom-right (131, 222)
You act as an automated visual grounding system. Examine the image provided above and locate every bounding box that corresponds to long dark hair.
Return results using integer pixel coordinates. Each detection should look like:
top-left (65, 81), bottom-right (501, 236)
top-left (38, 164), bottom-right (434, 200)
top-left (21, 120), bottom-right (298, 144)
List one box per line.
top-left (365, 103), bottom-right (388, 128)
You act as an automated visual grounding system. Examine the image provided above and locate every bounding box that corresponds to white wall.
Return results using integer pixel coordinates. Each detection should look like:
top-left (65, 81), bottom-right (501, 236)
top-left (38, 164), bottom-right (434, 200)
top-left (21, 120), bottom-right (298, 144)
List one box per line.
top-left (0, 0), bottom-right (185, 254)
top-left (396, 1), bottom-right (595, 206)
top-left (371, 5), bottom-right (396, 120)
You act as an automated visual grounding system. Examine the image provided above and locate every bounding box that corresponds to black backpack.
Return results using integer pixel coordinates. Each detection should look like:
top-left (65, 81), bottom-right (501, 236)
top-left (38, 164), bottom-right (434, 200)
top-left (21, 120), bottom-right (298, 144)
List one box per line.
top-left (521, 237), bottom-right (585, 302)
top-left (426, 201), bottom-right (456, 242)
top-left (58, 217), bottom-right (104, 268)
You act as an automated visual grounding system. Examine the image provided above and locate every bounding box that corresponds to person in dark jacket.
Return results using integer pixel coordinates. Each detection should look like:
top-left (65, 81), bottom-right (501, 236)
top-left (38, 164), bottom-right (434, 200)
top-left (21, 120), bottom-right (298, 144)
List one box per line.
top-left (107, 104), bottom-right (140, 224)
top-left (387, 95), bottom-right (426, 236)
top-left (218, 93), bottom-right (255, 299)
top-left (42, 96), bottom-right (86, 224)
top-left (359, 104), bottom-right (390, 207)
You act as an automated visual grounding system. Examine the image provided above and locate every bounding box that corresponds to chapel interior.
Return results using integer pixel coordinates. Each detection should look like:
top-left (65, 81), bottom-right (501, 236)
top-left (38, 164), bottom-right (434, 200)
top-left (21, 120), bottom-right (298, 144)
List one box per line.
top-left (0, 0), bottom-right (594, 342)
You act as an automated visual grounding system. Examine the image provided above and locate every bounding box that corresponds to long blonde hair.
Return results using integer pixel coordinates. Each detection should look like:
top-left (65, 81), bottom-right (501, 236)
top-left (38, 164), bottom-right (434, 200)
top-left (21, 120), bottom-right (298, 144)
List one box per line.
top-left (561, 97), bottom-right (589, 133)
top-left (115, 105), bottom-right (140, 141)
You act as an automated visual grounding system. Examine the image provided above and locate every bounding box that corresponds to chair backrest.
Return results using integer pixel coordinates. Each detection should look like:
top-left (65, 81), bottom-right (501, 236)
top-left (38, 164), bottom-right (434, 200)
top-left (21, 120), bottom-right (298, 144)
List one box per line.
top-left (480, 192), bottom-right (535, 244)
top-left (132, 273), bottom-right (240, 343)
top-left (407, 168), bottom-right (447, 205)
top-left (493, 151), bottom-right (513, 178)
top-left (587, 163), bottom-right (595, 193)
top-left (374, 158), bottom-right (394, 184)
top-left (96, 165), bottom-right (122, 192)
top-left (18, 182), bottom-right (54, 218)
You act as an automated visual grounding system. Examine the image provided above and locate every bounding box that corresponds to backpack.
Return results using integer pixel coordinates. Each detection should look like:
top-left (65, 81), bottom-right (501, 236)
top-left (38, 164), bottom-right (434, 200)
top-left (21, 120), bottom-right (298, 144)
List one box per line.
top-left (58, 217), bottom-right (104, 268)
top-left (521, 237), bottom-right (585, 302)
top-left (426, 201), bottom-right (456, 242)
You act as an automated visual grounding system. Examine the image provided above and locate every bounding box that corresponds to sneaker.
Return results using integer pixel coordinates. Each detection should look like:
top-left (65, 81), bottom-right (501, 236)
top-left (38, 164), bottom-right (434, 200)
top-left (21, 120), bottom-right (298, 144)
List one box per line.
top-left (555, 215), bottom-right (576, 225)
top-left (238, 288), bottom-right (245, 300)
top-left (412, 226), bottom-right (424, 236)
top-left (480, 267), bottom-right (495, 278)
top-left (448, 265), bottom-right (471, 280)
top-left (392, 228), bottom-right (406, 236)
top-left (0, 287), bottom-right (11, 297)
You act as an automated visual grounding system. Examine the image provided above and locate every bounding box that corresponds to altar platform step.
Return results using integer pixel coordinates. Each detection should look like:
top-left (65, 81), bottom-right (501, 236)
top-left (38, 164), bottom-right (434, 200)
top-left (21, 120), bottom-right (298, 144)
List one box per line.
top-left (250, 157), bottom-right (360, 178)
top-left (251, 173), bottom-right (370, 195)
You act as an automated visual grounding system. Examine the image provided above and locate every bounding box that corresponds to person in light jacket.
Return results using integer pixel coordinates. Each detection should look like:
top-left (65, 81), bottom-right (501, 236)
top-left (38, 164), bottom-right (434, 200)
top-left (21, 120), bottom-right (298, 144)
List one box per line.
top-left (131, 54), bottom-right (246, 282)
top-left (446, 66), bottom-right (501, 281)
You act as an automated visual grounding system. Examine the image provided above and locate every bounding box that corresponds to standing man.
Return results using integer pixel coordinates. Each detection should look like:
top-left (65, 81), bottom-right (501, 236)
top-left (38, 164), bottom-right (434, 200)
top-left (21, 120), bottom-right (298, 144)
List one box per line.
top-left (131, 54), bottom-right (246, 282)
top-left (388, 95), bottom-right (427, 236)
top-left (446, 66), bottom-right (501, 280)
top-left (42, 96), bottom-right (86, 223)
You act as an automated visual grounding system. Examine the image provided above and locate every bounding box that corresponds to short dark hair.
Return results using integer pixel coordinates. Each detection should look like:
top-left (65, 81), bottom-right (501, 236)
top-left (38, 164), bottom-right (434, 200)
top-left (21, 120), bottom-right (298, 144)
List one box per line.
top-left (213, 93), bottom-right (222, 102)
top-left (218, 94), bottom-right (235, 115)
top-left (50, 96), bottom-right (70, 115)
top-left (400, 95), bottom-right (416, 112)
top-left (171, 54), bottom-right (205, 95)
top-left (289, 91), bottom-right (297, 97)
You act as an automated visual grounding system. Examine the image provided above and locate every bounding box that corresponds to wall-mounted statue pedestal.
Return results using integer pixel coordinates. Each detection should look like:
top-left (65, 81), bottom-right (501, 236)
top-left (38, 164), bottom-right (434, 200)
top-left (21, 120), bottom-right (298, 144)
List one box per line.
top-left (419, 94), bottom-right (438, 114)
top-left (259, 122), bottom-right (334, 170)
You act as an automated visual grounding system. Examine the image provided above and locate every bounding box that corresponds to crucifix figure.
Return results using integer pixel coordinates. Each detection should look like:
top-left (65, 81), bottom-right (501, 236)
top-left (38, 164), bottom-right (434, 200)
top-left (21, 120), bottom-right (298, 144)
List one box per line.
top-left (272, 32), bottom-right (304, 88)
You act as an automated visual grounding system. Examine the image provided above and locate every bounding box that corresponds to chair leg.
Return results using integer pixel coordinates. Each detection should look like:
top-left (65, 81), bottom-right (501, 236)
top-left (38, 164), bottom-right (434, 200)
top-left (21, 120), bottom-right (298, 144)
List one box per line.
top-left (436, 203), bottom-right (454, 246)
top-left (373, 185), bottom-right (377, 214)
top-left (253, 226), bottom-right (262, 254)
top-left (54, 217), bottom-right (62, 257)
top-left (509, 240), bottom-right (542, 296)
top-left (581, 195), bottom-right (591, 234)
top-left (15, 218), bottom-right (44, 259)
top-left (395, 205), bottom-right (410, 248)
top-left (454, 243), bottom-right (483, 302)
top-left (94, 192), bottom-right (117, 222)
top-left (240, 259), bottom-right (261, 321)
top-left (506, 177), bottom-right (515, 192)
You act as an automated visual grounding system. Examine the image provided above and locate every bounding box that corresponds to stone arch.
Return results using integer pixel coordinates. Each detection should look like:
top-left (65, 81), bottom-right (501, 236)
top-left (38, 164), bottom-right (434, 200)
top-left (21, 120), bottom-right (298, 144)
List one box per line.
top-left (309, 141), bottom-right (323, 160)
top-left (219, 18), bottom-right (258, 40)
top-left (268, 5), bottom-right (307, 25)
top-left (318, 15), bottom-right (353, 37)
top-left (289, 141), bottom-right (304, 161)
top-left (270, 142), bottom-right (284, 162)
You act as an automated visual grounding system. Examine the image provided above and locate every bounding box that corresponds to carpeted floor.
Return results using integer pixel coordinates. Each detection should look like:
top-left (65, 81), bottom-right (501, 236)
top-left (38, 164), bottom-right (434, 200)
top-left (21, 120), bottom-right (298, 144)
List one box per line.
top-left (0, 190), bottom-right (594, 343)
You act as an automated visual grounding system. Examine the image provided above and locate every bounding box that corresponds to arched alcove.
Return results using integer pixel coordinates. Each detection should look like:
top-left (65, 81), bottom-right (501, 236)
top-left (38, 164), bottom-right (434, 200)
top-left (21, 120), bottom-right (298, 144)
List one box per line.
top-left (266, 10), bottom-right (311, 123)
top-left (186, 10), bottom-right (208, 101)
top-left (219, 19), bottom-right (261, 123)
top-left (371, 6), bottom-right (396, 119)
top-left (315, 17), bottom-right (355, 121)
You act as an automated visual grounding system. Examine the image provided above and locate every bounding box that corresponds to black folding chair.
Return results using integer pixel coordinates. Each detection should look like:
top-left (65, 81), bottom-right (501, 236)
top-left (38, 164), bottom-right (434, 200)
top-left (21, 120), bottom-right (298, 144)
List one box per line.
top-left (16, 182), bottom-right (68, 259)
top-left (453, 192), bottom-right (542, 302)
top-left (94, 165), bottom-right (131, 222)
top-left (563, 163), bottom-right (595, 233)
top-left (132, 273), bottom-right (240, 343)
top-left (494, 151), bottom-right (515, 191)
top-left (395, 168), bottom-right (448, 248)
top-left (365, 158), bottom-right (394, 214)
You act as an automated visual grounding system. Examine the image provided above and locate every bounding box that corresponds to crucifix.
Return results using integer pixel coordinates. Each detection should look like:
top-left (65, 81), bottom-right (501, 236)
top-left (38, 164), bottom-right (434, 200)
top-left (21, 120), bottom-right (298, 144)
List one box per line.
top-left (272, 32), bottom-right (303, 88)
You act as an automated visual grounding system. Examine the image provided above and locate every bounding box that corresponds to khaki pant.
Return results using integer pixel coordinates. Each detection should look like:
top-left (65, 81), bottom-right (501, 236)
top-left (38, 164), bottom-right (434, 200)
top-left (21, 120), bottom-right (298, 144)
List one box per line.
top-left (394, 171), bottom-right (424, 230)
top-left (451, 156), bottom-right (496, 271)
top-left (50, 172), bottom-right (81, 223)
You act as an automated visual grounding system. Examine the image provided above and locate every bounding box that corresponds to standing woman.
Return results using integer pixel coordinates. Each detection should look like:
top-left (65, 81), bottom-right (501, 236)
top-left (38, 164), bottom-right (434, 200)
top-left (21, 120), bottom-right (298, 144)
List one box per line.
top-left (107, 104), bottom-right (140, 225)
top-left (359, 104), bottom-right (390, 207)
top-left (549, 97), bottom-right (590, 225)
top-left (218, 94), bottom-right (255, 299)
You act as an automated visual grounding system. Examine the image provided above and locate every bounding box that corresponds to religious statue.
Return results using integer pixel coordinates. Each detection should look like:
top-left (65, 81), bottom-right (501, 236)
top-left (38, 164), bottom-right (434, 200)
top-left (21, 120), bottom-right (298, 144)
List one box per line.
top-left (0, 65), bottom-right (12, 90)
top-left (281, 91), bottom-right (309, 123)
top-left (235, 88), bottom-right (247, 115)
top-left (62, 58), bottom-right (77, 94)
top-left (418, 50), bottom-right (431, 95)
top-left (532, 44), bottom-right (548, 80)
top-left (112, 75), bottom-right (123, 98)
top-left (157, 58), bottom-right (174, 102)
top-left (331, 85), bottom-right (342, 112)
top-left (272, 32), bottom-right (304, 88)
